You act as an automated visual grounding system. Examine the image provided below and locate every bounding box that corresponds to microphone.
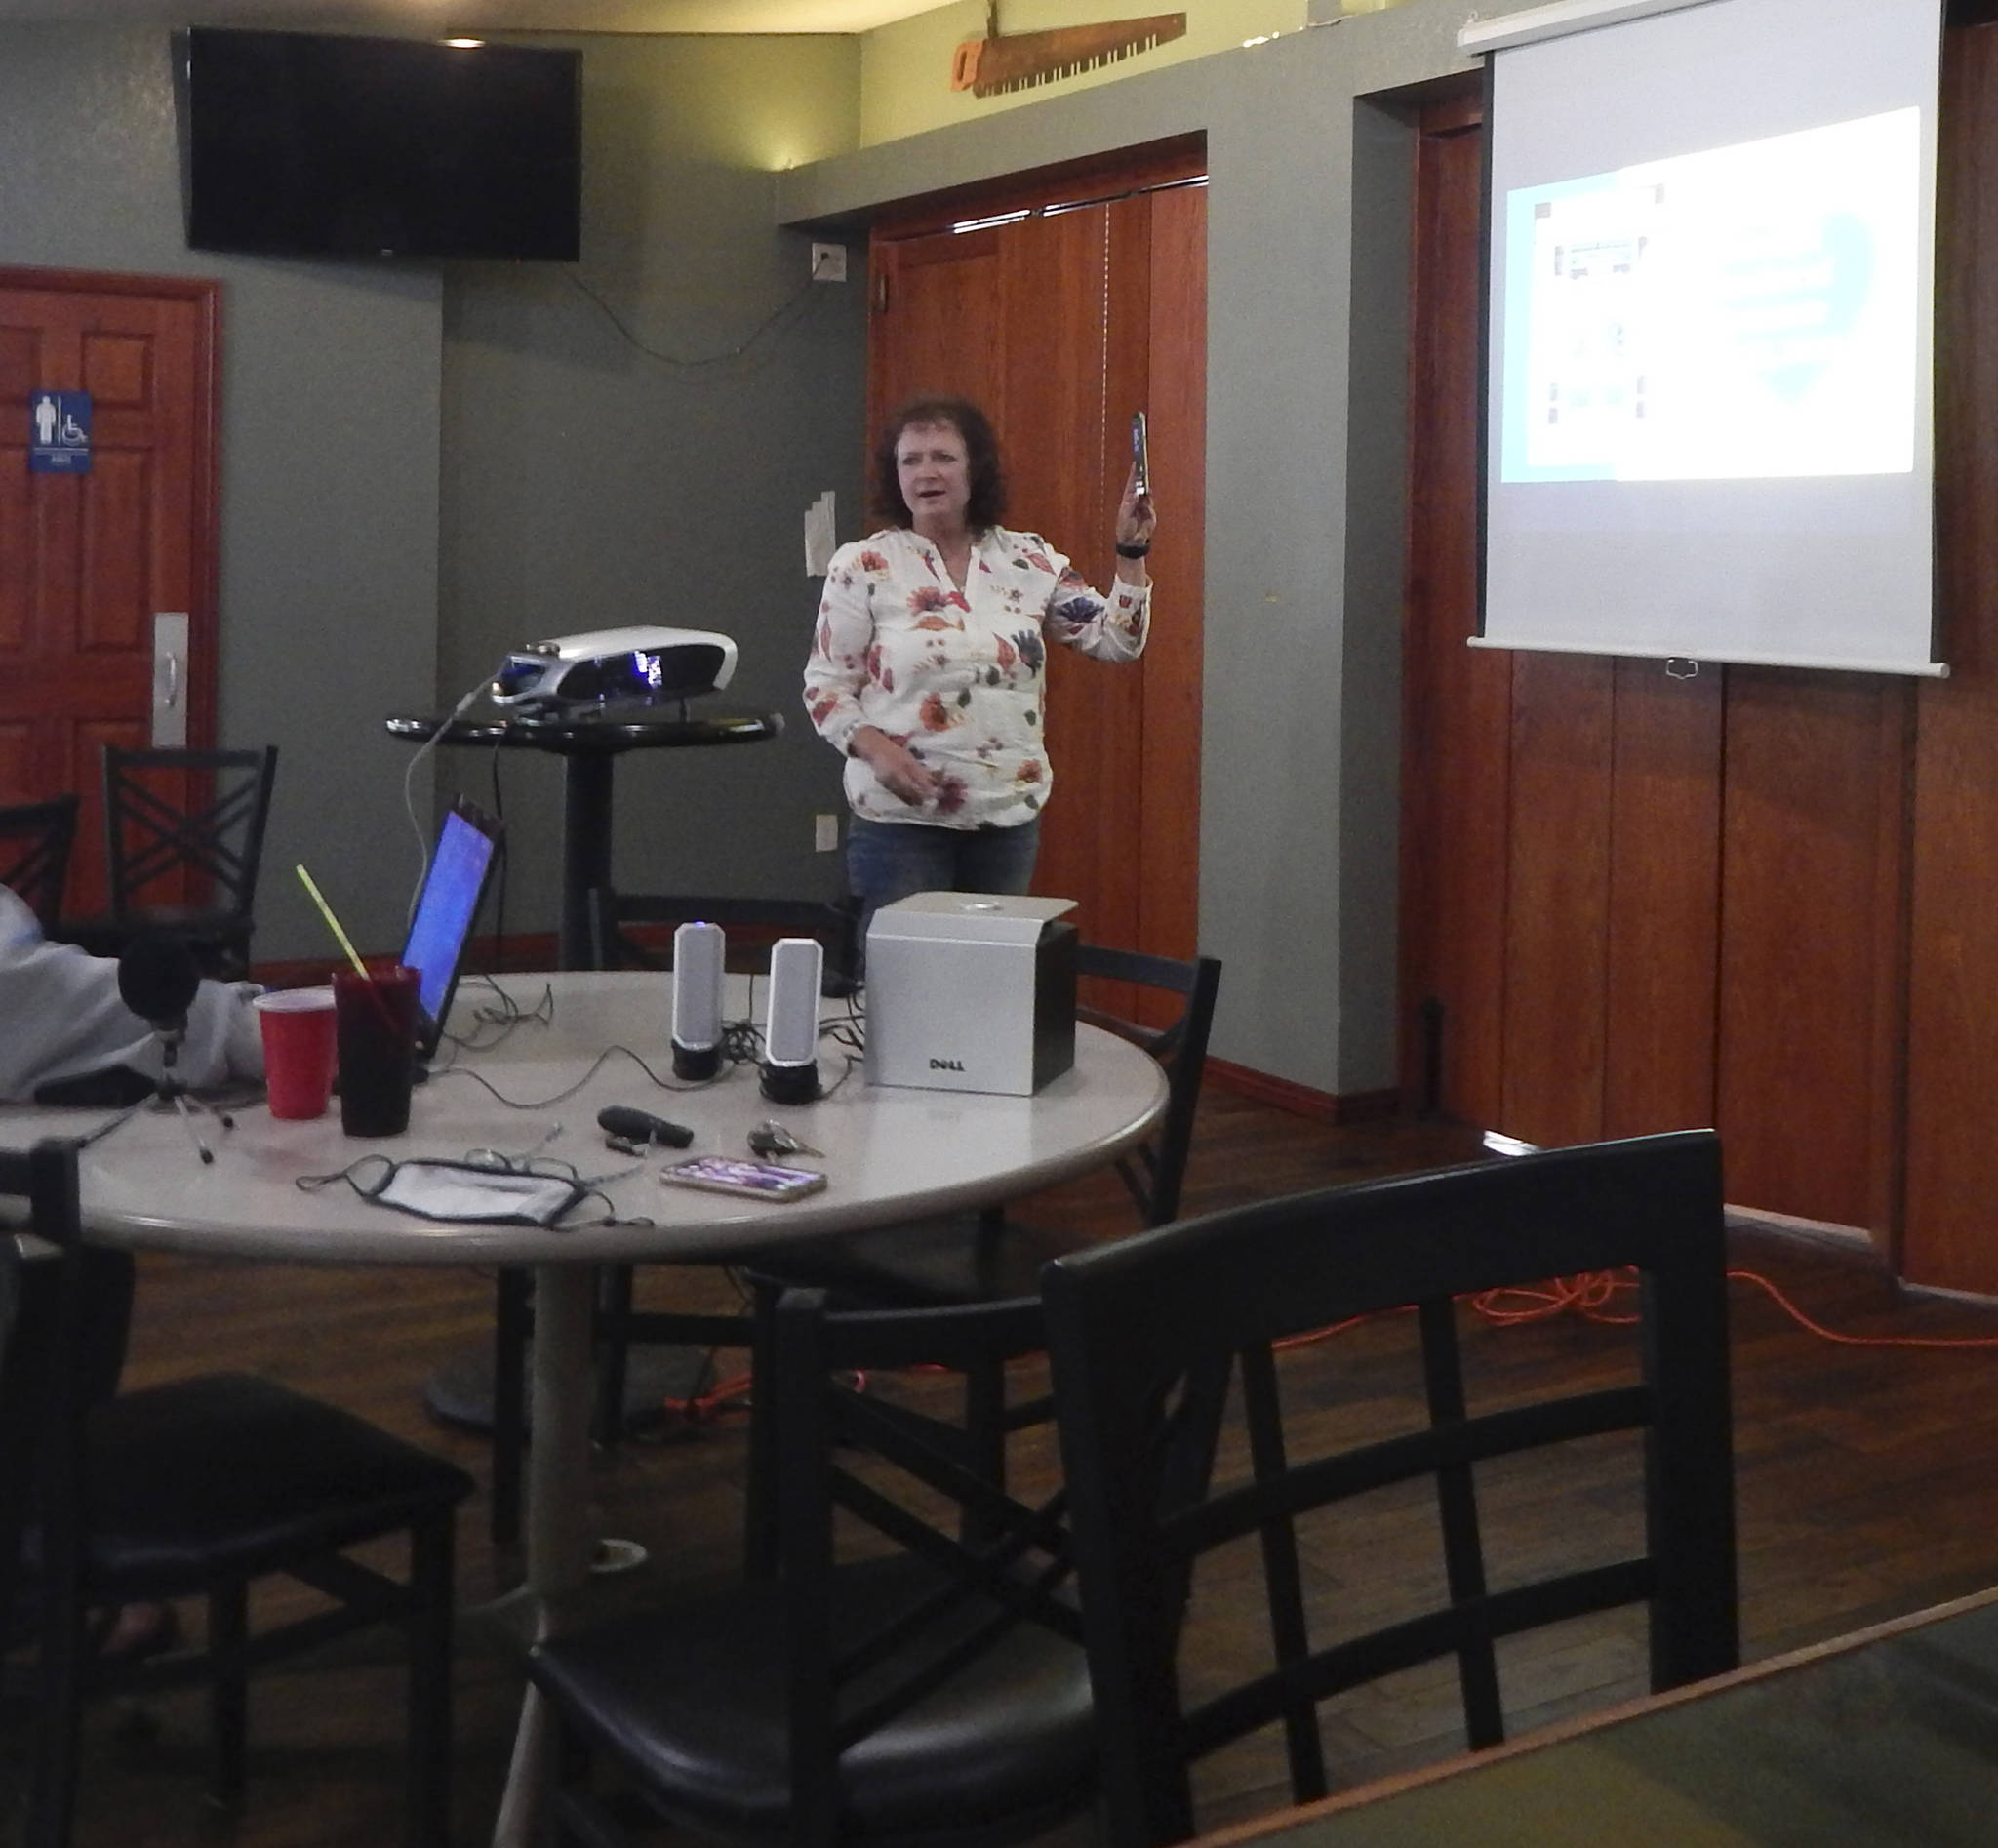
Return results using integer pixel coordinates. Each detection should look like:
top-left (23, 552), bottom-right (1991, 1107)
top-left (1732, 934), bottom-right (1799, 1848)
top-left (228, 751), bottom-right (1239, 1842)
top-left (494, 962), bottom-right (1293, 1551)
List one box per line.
top-left (117, 933), bottom-right (201, 1031)
top-left (597, 1105), bottom-right (695, 1149)
top-left (115, 933), bottom-right (228, 1163)
top-left (671, 921), bottom-right (725, 1081)
top-left (761, 937), bottom-right (823, 1105)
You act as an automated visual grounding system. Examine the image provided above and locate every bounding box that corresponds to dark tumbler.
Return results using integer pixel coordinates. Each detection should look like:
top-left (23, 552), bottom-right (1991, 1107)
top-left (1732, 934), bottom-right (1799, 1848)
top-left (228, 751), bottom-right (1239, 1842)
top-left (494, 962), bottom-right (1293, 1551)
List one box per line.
top-left (333, 964), bottom-right (419, 1137)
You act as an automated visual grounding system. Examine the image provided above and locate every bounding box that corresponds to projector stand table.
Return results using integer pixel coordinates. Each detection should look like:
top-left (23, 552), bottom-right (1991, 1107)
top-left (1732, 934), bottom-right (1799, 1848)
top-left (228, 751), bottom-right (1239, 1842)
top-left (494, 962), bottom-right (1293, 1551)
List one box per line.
top-left (385, 705), bottom-right (784, 1444)
top-left (383, 705), bottom-right (781, 971)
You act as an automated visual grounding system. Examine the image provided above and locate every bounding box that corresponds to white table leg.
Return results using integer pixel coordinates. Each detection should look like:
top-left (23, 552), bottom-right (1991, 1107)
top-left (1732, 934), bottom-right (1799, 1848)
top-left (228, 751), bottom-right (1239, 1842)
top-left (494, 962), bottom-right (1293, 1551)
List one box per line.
top-left (490, 1263), bottom-right (596, 1847)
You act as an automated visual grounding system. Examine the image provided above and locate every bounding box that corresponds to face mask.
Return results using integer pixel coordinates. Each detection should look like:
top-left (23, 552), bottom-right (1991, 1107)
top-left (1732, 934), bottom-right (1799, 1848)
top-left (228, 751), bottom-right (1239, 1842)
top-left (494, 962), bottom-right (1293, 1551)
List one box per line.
top-left (301, 1155), bottom-right (589, 1227)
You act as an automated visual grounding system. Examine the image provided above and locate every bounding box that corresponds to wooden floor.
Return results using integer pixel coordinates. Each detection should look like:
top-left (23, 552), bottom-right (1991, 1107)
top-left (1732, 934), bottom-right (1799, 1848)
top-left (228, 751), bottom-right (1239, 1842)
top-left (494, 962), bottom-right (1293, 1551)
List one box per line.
top-left (15, 1092), bottom-right (1998, 1844)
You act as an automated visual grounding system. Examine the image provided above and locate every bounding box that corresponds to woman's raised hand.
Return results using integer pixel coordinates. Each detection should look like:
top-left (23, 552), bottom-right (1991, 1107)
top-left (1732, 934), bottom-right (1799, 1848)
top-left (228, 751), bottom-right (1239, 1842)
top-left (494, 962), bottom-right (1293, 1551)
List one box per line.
top-left (1115, 462), bottom-right (1156, 551)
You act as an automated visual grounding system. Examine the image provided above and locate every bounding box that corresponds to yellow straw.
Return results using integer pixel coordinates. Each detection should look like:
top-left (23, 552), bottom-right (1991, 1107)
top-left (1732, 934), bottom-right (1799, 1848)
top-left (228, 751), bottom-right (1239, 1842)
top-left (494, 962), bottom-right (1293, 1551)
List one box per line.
top-left (295, 864), bottom-right (370, 980)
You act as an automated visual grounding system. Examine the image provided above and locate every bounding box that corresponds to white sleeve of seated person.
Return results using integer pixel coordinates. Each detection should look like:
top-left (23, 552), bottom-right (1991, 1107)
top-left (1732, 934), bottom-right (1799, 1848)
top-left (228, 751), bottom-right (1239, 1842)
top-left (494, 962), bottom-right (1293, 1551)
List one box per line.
top-left (0, 886), bottom-right (264, 1103)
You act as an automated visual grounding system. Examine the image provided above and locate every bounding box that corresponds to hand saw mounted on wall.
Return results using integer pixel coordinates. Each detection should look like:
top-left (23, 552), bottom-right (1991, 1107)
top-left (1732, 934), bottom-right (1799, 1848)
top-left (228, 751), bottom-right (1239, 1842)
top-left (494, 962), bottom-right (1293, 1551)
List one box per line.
top-left (950, 3), bottom-right (1187, 97)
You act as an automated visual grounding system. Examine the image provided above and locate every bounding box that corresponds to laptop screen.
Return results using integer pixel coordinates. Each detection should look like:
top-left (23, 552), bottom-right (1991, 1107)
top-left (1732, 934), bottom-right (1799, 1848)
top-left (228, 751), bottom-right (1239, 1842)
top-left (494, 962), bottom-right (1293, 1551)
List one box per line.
top-left (400, 797), bottom-right (500, 1057)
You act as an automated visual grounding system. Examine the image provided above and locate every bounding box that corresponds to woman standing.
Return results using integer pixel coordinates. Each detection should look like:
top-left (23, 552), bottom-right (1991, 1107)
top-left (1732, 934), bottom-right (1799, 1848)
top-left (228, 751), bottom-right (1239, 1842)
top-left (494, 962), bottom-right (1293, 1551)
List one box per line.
top-left (803, 397), bottom-right (1156, 931)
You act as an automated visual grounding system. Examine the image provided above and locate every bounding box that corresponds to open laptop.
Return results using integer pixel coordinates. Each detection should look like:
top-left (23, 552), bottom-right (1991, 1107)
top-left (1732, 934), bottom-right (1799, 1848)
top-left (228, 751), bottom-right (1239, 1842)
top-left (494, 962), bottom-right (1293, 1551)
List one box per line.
top-left (401, 795), bottom-right (502, 1062)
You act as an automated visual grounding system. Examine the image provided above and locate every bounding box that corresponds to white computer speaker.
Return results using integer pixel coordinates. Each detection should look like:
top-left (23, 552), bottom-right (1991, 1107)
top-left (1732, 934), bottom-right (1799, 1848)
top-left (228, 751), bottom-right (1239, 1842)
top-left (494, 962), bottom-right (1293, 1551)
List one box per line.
top-left (761, 936), bottom-right (823, 1104)
top-left (671, 921), bottom-right (725, 1081)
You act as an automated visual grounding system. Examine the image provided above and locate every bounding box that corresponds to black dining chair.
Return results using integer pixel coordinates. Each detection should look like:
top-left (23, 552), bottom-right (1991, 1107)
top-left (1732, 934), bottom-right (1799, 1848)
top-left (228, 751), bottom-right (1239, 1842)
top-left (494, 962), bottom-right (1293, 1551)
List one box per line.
top-left (527, 1284), bottom-right (1096, 1848)
top-left (58, 744), bottom-right (277, 980)
top-left (739, 944), bottom-right (1221, 1570)
top-left (1043, 1129), bottom-right (1740, 1847)
top-left (0, 1139), bottom-right (475, 1848)
top-left (0, 793), bottom-right (79, 928)
top-left (762, 944), bottom-right (1219, 1301)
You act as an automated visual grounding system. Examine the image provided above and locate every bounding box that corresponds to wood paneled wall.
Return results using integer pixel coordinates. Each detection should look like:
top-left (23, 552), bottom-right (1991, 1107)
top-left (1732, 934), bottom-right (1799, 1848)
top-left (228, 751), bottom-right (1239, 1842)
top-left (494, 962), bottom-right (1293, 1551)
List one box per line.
top-left (864, 141), bottom-right (1206, 969)
top-left (1402, 27), bottom-right (1998, 1292)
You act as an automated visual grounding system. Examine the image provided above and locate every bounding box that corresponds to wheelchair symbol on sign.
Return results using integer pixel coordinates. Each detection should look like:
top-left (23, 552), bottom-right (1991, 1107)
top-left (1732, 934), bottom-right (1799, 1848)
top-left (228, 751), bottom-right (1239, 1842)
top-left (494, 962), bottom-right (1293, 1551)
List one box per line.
top-left (34, 396), bottom-right (86, 446)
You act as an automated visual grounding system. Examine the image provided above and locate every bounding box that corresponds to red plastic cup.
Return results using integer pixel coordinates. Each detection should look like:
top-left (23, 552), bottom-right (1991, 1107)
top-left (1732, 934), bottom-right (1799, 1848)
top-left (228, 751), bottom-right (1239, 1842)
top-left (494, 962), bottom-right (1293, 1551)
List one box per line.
top-left (253, 987), bottom-right (338, 1120)
top-left (333, 964), bottom-right (420, 1138)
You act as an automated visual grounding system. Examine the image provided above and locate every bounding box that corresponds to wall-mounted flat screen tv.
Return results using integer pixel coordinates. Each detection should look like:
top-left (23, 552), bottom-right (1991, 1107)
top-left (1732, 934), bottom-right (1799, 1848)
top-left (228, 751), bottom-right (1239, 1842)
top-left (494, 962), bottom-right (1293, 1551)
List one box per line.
top-left (175, 28), bottom-right (582, 261)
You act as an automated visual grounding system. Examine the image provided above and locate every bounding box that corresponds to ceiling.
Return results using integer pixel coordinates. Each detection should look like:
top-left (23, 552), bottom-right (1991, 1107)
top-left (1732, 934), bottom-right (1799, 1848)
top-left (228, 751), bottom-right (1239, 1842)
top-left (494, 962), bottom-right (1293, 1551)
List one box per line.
top-left (0, 0), bottom-right (952, 32)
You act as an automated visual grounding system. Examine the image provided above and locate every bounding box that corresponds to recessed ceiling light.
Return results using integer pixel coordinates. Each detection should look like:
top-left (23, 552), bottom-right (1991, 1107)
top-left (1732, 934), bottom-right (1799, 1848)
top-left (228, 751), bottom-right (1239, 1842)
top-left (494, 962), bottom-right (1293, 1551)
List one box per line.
top-left (443, 37), bottom-right (485, 49)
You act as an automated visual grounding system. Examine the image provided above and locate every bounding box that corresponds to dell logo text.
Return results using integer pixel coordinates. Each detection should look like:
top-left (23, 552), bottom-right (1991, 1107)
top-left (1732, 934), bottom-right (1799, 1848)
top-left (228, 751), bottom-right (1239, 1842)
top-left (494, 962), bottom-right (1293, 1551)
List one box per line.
top-left (929, 1057), bottom-right (966, 1072)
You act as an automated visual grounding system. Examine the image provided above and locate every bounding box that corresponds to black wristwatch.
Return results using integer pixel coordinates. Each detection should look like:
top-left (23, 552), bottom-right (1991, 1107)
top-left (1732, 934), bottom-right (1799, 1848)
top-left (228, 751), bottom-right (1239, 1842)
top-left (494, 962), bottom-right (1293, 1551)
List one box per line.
top-left (1116, 541), bottom-right (1150, 559)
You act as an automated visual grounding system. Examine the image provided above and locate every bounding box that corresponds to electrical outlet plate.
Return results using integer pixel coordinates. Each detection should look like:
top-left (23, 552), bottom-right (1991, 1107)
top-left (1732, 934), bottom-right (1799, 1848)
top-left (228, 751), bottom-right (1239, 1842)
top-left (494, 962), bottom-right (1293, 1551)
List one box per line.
top-left (811, 242), bottom-right (848, 283)
top-left (815, 813), bottom-right (840, 853)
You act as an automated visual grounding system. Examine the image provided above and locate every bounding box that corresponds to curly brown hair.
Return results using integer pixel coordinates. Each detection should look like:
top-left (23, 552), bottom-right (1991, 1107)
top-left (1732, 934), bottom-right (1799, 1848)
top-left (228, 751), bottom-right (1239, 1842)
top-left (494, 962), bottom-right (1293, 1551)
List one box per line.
top-left (872, 398), bottom-right (1008, 533)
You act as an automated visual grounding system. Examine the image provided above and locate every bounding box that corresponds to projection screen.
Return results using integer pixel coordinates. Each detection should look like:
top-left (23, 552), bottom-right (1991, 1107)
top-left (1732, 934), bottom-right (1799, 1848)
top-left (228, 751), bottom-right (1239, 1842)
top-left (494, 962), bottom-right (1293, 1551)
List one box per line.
top-left (1476, 0), bottom-right (1944, 675)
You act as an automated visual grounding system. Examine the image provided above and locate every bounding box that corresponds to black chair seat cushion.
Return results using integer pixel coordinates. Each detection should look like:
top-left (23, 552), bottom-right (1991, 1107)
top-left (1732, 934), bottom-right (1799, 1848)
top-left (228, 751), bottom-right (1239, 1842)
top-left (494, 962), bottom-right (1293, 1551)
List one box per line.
top-left (752, 1215), bottom-right (1094, 1311)
top-left (529, 1554), bottom-right (1096, 1842)
top-left (57, 1373), bottom-right (473, 1597)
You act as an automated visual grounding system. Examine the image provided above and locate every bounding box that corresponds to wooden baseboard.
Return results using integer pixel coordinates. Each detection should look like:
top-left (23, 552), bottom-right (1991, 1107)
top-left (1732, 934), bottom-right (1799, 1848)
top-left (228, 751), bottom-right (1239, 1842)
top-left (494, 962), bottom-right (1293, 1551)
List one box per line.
top-left (251, 931), bottom-right (560, 989)
top-left (251, 922), bottom-right (826, 991)
top-left (1205, 1059), bottom-right (1401, 1125)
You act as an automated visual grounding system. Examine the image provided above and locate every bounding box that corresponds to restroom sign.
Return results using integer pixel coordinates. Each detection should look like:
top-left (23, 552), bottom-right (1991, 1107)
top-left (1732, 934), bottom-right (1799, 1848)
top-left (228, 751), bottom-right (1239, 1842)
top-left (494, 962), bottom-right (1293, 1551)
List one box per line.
top-left (29, 390), bottom-right (91, 474)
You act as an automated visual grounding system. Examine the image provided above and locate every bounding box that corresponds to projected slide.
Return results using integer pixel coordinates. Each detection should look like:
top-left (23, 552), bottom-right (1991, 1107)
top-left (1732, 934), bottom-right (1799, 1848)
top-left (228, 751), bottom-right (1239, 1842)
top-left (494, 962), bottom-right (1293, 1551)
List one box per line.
top-left (1500, 109), bottom-right (1920, 484)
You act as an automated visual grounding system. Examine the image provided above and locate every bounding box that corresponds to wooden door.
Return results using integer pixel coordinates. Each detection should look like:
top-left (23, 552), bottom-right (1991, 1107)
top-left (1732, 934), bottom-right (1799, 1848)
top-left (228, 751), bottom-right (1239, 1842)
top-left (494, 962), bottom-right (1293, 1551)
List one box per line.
top-left (0, 270), bottom-right (219, 918)
top-left (868, 228), bottom-right (1005, 430)
top-left (865, 142), bottom-right (1206, 965)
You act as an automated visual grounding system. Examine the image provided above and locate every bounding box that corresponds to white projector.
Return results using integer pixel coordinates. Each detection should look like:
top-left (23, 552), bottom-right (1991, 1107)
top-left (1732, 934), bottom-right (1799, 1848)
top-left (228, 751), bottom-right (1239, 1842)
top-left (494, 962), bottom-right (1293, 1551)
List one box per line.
top-left (864, 892), bottom-right (1078, 1097)
top-left (490, 626), bottom-right (738, 712)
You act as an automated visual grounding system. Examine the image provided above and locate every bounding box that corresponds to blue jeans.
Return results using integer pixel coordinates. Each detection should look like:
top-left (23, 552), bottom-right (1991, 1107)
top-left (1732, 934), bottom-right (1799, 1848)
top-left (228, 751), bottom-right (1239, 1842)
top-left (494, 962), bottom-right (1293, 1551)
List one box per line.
top-left (845, 817), bottom-right (1040, 948)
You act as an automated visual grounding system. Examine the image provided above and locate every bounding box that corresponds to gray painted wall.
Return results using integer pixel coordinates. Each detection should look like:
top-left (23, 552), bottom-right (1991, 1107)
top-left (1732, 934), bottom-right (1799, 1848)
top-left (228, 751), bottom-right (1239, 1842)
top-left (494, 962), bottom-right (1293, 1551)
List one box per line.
top-left (439, 34), bottom-right (867, 933)
top-left (0, 24), bottom-right (440, 959)
top-left (0, 25), bottom-right (867, 961)
top-left (779, 0), bottom-right (1540, 1096)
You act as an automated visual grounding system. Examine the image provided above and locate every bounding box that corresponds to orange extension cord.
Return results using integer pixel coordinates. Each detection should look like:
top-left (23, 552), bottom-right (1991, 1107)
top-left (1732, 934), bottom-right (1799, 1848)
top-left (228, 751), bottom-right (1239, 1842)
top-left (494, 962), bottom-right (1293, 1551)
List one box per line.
top-left (660, 1370), bottom-right (755, 1425)
top-left (1273, 1267), bottom-right (1998, 1352)
top-left (656, 1263), bottom-right (1998, 1423)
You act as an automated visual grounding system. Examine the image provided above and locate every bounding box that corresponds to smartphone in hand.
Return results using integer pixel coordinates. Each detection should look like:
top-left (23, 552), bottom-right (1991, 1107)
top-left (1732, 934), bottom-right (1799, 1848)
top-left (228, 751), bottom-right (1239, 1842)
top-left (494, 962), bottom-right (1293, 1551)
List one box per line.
top-left (1131, 411), bottom-right (1150, 498)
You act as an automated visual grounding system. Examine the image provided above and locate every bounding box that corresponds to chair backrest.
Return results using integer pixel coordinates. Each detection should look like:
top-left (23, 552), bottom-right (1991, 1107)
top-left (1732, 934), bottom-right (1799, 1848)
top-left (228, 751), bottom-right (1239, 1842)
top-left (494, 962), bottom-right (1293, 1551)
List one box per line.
top-left (101, 744), bottom-right (278, 924)
top-left (0, 1146), bottom-right (32, 1643)
top-left (769, 1286), bottom-right (1087, 1842)
top-left (587, 886), bottom-right (861, 995)
top-left (0, 793), bottom-right (80, 926)
top-left (1073, 945), bottom-right (1221, 1227)
top-left (1044, 1130), bottom-right (1738, 1848)
top-left (0, 1140), bottom-right (127, 1672)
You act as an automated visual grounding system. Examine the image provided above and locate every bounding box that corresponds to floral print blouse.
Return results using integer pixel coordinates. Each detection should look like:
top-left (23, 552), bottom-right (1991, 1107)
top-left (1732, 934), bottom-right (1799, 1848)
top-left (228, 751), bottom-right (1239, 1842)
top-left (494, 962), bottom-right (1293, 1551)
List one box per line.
top-left (804, 525), bottom-right (1150, 830)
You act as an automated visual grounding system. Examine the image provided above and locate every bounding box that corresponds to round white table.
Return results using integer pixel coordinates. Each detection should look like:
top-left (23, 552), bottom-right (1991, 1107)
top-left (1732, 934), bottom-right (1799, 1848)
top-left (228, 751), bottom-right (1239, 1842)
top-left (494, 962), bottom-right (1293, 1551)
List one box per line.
top-left (5, 970), bottom-right (1168, 1844)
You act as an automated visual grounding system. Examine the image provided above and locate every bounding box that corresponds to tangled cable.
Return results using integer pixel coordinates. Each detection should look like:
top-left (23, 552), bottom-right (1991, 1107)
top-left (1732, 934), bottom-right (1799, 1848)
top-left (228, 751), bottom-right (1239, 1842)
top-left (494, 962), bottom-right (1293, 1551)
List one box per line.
top-left (1270, 1265), bottom-right (1998, 1354)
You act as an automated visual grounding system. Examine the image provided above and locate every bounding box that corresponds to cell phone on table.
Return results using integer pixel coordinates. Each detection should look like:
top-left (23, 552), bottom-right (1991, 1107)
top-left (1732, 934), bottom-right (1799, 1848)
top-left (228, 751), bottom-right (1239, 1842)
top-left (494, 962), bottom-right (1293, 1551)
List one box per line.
top-left (1131, 412), bottom-right (1150, 497)
top-left (659, 1155), bottom-right (828, 1201)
